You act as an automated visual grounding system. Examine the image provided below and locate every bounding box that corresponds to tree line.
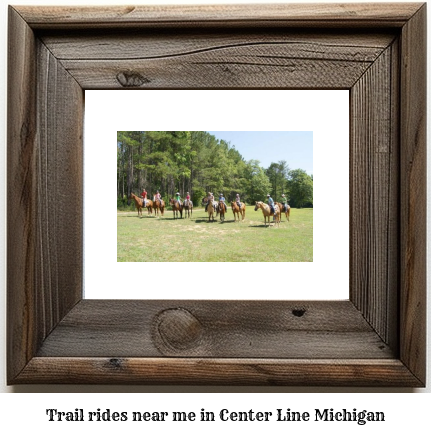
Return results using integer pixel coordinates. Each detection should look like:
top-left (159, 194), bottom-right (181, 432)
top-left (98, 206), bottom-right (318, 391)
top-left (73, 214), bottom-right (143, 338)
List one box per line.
top-left (117, 131), bottom-right (313, 208)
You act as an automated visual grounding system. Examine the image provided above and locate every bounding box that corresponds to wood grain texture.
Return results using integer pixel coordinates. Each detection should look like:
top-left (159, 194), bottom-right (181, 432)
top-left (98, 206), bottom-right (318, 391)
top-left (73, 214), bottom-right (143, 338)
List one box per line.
top-left (399, 3), bottom-right (427, 385)
top-left (59, 56), bottom-right (373, 90)
top-left (350, 43), bottom-right (399, 349)
top-left (7, 6), bottom-right (38, 381)
top-left (35, 40), bottom-right (84, 336)
top-left (41, 30), bottom-right (394, 89)
top-left (15, 3), bottom-right (423, 29)
top-left (53, 33), bottom-right (393, 89)
top-left (36, 300), bottom-right (393, 359)
top-left (15, 358), bottom-right (423, 386)
top-left (7, 6), bottom-right (83, 383)
top-left (41, 31), bottom-right (395, 60)
top-left (7, 3), bottom-right (426, 386)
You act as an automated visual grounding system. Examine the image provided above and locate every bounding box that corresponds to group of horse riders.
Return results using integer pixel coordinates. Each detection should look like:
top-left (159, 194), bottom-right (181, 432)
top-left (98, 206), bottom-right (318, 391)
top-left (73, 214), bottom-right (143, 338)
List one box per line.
top-left (139, 188), bottom-right (191, 208)
top-left (204, 191), bottom-right (289, 217)
top-left (140, 188), bottom-right (161, 207)
top-left (173, 191), bottom-right (192, 208)
top-left (267, 193), bottom-right (289, 220)
top-left (204, 192), bottom-right (236, 214)
top-left (139, 188), bottom-right (289, 216)
top-left (140, 189), bottom-right (153, 207)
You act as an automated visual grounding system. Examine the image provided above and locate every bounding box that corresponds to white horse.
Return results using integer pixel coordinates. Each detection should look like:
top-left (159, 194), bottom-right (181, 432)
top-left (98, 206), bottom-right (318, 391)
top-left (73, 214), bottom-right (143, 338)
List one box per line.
top-left (183, 199), bottom-right (193, 219)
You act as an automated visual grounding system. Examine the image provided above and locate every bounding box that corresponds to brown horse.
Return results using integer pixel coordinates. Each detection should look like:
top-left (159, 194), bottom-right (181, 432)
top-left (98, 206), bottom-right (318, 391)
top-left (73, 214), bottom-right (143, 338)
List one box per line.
top-left (231, 201), bottom-right (245, 222)
top-left (207, 199), bottom-right (217, 222)
top-left (254, 201), bottom-right (280, 227)
top-left (202, 195), bottom-right (214, 212)
top-left (169, 198), bottom-right (183, 219)
top-left (275, 202), bottom-right (290, 222)
top-left (153, 198), bottom-right (165, 216)
top-left (217, 201), bottom-right (227, 222)
top-left (183, 199), bottom-right (193, 219)
top-left (129, 193), bottom-right (153, 217)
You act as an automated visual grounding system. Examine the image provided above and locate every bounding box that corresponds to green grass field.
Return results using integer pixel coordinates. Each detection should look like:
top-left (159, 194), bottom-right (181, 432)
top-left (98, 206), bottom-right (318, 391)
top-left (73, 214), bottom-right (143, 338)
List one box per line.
top-left (117, 206), bottom-right (313, 262)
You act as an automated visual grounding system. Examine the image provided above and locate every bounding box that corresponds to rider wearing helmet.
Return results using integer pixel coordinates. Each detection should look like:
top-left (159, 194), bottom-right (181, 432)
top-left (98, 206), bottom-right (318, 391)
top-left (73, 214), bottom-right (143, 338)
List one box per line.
top-left (267, 194), bottom-right (276, 219)
top-left (205, 192), bottom-right (214, 212)
top-left (281, 193), bottom-right (289, 212)
top-left (236, 193), bottom-right (242, 209)
top-left (218, 193), bottom-right (226, 213)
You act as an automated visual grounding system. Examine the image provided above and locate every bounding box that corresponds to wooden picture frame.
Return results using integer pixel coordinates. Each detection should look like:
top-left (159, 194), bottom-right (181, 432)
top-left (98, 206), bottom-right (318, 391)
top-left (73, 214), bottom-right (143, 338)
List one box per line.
top-left (7, 3), bottom-right (426, 386)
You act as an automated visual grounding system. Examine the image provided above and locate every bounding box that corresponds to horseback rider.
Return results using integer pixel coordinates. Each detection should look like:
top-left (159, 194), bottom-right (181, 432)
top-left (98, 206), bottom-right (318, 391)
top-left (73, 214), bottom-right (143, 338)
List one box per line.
top-left (267, 194), bottom-right (276, 218)
top-left (154, 190), bottom-right (162, 206)
top-left (281, 193), bottom-right (289, 212)
top-left (184, 191), bottom-right (191, 207)
top-left (141, 188), bottom-right (147, 207)
top-left (236, 193), bottom-right (242, 209)
top-left (205, 192), bottom-right (214, 212)
top-left (219, 193), bottom-right (226, 213)
top-left (175, 192), bottom-right (182, 206)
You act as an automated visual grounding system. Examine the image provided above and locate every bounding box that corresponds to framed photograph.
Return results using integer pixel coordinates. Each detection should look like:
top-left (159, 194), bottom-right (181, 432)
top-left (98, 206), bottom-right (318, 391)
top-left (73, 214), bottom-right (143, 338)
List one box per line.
top-left (7, 3), bottom-right (426, 386)
top-left (85, 90), bottom-right (349, 301)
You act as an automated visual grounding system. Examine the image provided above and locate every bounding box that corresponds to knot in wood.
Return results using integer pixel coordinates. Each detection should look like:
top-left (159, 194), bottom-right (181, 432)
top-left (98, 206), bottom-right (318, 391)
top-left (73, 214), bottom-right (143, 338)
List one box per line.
top-left (116, 71), bottom-right (150, 87)
top-left (155, 308), bottom-right (203, 351)
top-left (108, 358), bottom-right (123, 369)
top-left (292, 308), bottom-right (306, 317)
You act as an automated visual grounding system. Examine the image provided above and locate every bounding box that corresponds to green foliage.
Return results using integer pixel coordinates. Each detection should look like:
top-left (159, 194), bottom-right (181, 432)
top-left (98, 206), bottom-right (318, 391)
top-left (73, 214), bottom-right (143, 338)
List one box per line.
top-left (266, 160), bottom-right (289, 198)
top-left (288, 169), bottom-right (313, 208)
top-left (191, 186), bottom-right (206, 207)
top-left (117, 196), bottom-right (135, 211)
top-left (246, 160), bottom-right (272, 203)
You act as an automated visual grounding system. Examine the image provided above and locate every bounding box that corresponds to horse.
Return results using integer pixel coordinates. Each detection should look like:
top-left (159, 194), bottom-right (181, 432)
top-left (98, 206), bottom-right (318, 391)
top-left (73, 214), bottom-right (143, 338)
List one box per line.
top-left (254, 201), bottom-right (280, 227)
top-left (207, 199), bottom-right (217, 222)
top-left (183, 199), bottom-right (193, 219)
top-left (275, 201), bottom-right (290, 222)
top-left (202, 196), bottom-right (213, 212)
top-left (169, 198), bottom-right (183, 219)
top-left (231, 201), bottom-right (246, 222)
top-left (142, 198), bottom-right (154, 216)
top-left (217, 201), bottom-right (227, 222)
top-left (129, 193), bottom-right (147, 217)
top-left (153, 197), bottom-right (165, 216)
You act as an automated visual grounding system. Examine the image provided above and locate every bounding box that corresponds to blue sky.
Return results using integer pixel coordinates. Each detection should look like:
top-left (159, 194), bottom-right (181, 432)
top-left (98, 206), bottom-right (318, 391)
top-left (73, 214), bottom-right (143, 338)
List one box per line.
top-left (207, 131), bottom-right (313, 175)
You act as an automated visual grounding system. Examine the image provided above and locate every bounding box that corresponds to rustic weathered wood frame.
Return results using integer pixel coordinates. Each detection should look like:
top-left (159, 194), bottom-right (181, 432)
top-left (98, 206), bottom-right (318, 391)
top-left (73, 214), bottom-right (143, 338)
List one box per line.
top-left (7, 3), bottom-right (426, 386)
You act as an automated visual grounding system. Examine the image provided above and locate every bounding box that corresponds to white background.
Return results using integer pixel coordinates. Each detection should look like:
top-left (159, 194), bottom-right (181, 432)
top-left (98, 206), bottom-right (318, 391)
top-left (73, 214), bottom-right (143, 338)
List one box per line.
top-left (0, 0), bottom-right (430, 429)
top-left (85, 90), bottom-right (349, 300)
